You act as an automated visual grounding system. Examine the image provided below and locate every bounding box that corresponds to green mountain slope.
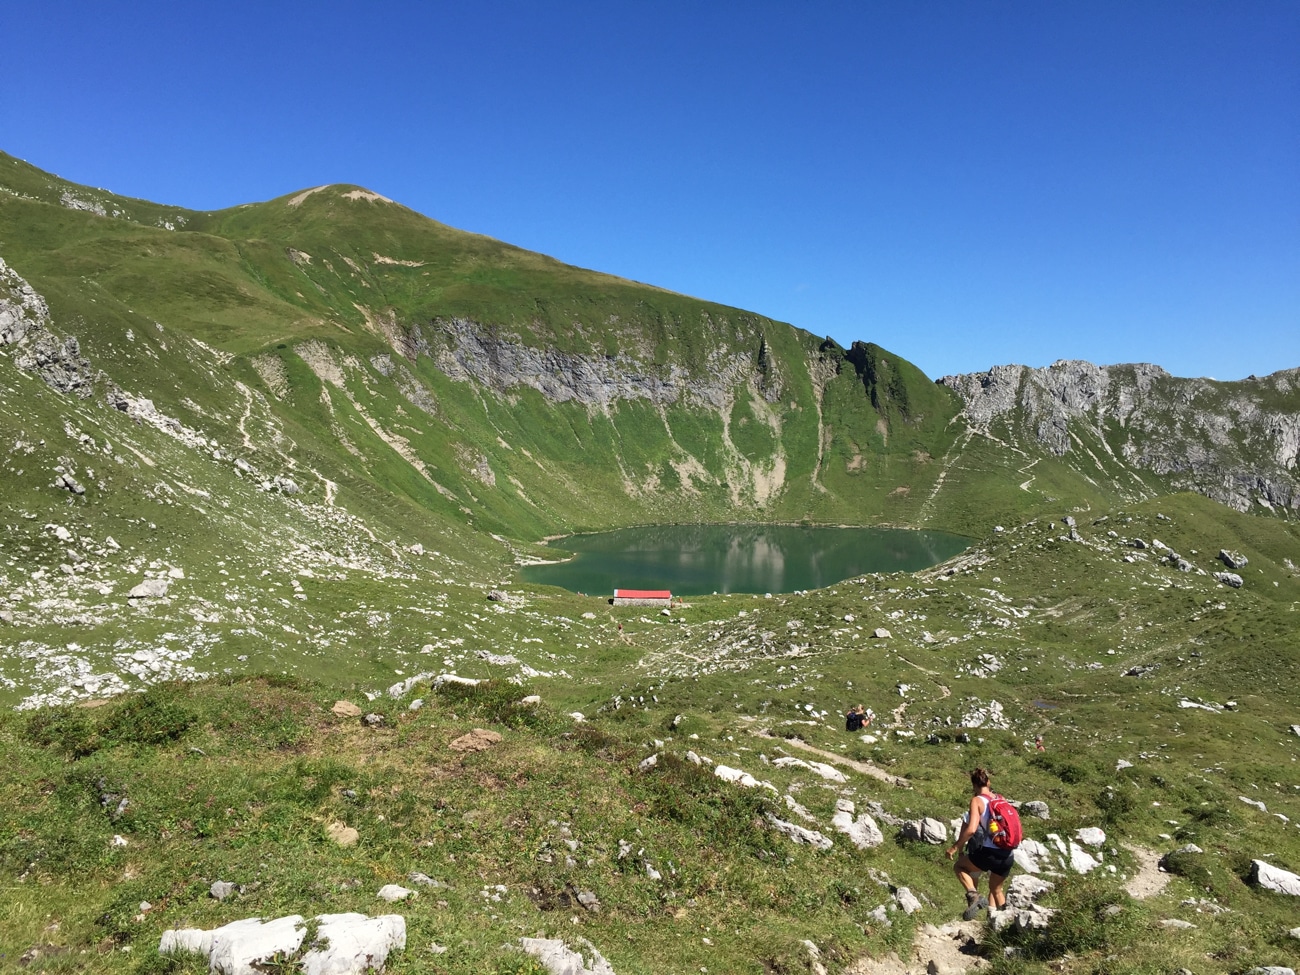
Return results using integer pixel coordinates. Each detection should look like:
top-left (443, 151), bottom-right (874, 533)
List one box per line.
top-left (3, 152), bottom-right (1300, 974)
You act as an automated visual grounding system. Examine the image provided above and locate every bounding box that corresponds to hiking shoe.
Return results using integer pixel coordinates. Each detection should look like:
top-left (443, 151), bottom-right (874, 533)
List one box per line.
top-left (962, 895), bottom-right (988, 920)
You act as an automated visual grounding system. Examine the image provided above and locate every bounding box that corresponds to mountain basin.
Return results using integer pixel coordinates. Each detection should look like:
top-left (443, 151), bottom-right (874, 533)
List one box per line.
top-left (520, 524), bottom-right (971, 596)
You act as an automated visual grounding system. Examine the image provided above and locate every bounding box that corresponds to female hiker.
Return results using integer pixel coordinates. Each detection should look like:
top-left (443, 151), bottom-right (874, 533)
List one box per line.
top-left (945, 767), bottom-right (1015, 920)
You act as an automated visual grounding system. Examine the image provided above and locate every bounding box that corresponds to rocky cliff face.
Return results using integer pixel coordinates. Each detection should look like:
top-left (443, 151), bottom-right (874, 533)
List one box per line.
top-left (0, 255), bottom-right (96, 397)
top-left (939, 360), bottom-right (1300, 513)
top-left (413, 317), bottom-right (772, 411)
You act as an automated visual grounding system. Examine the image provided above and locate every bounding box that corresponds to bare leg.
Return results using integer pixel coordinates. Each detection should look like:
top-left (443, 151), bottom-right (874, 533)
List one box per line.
top-left (953, 855), bottom-right (982, 895)
top-left (954, 855), bottom-right (988, 919)
top-left (988, 871), bottom-right (1008, 910)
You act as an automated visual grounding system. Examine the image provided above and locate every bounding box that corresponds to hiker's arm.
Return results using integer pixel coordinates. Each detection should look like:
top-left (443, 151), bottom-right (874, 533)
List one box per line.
top-left (945, 796), bottom-right (981, 859)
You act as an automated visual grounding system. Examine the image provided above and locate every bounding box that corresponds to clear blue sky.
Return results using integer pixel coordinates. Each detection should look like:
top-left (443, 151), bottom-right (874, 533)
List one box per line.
top-left (4, 2), bottom-right (1297, 380)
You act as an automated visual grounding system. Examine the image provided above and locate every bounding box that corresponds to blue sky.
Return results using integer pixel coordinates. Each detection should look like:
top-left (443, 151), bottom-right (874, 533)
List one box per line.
top-left (4, 2), bottom-right (1297, 380)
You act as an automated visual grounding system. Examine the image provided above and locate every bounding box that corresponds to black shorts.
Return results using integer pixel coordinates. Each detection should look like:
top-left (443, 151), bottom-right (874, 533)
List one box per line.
top-left (967, 844), bottom-right (1015, 877)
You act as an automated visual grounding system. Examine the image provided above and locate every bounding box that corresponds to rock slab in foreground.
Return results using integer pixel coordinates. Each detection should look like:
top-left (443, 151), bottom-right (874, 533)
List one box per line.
top-left (160, 912), bottom-right (404, 975)
top-left (521, 936), bottom-right (617, 975)
top-left (1250, 860), bottom-right (1300, 896)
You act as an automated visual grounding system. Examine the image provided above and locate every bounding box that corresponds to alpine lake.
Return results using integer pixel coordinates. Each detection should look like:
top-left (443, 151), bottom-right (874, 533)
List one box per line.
top-left (520, 524), bottom-right (971, 596)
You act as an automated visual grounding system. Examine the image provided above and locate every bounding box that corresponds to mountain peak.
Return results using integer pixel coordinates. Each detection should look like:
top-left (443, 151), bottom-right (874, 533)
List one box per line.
top-left (284, 184), bottom-right (396, 207)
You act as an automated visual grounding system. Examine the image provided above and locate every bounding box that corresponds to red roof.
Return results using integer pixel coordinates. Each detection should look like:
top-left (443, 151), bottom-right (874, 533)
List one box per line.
top-left (614, 589), bottom-right (672, 599)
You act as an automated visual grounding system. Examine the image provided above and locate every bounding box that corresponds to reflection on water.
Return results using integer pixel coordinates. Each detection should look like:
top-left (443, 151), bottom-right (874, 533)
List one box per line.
top-left (521, 524), bottom-right (970, 596)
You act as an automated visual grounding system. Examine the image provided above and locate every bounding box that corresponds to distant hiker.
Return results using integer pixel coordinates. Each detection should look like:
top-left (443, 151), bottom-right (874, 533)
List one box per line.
top-left (1035, 735), bottom-right (1045, 752)
top-left (844, 704), bottom-right (871, 732)
top-left (945, 768), bottom-right (1019, 920)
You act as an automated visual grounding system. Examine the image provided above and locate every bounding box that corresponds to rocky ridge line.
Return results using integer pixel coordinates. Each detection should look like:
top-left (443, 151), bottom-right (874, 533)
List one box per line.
top-left (939, 359), bottom-right (1300, 512)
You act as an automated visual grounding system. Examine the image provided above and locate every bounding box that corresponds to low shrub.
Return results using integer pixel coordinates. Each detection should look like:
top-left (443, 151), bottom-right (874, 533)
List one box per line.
top-left (1003, 875), bottom-right (1148, 961)
top-left (101, 688), bottom-right (194, 746)
top-left (24, 705), bottom-right (100, 757)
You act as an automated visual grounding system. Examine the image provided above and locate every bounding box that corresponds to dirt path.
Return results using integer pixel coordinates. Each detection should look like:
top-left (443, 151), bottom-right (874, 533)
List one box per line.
top-left (1123, 843), bottom-right (1172, 900)
top-left (845, 920), bottom-right (986, 974)
top-left (753, 729), bottom-right (910, 787)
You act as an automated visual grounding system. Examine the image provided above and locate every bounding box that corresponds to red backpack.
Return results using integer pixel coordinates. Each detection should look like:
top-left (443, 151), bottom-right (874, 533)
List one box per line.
top-left (985, 794), bottom-right (1023, 850)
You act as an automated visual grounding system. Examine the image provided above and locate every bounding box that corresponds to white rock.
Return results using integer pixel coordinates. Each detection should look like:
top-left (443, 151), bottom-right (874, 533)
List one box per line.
top-left (1006, 874), bottom-right (1053, 909)
top-left (299, 913), bottom-right (406, 975)
top-left (209, 915), bottom-right (306, 975)
top-left (520, 936), bottom-right (617, 975)
top-left (127, 578), bottom-right (169, 600)
top-left (831, 801), bottom-right (884, 849)
top-left (1012, 845), bottom-right (1042, 874)
top-left (1068, 841), bottom-right (1100, 874)
top-left (1250, 860), bottom-right (1300, 896)
top-left (1240, 796), bottom-right (1268, 813)
top-left (159, 928), bottom-right (214, 956)
top-left (1076, 827), bottom-right (1106, 847)
top-left (765, 814), bottom-right (833, 850)
top-left (714, 765), bottom-right (774, 790)
top-left (893, 887), bottom-right (922, 914)
top-left (376, 885), bottom-right (413, 903)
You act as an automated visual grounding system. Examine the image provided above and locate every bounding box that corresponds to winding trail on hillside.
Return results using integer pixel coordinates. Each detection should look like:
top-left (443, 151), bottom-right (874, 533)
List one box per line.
top-left (917, 427), bottom-right (973, 523)
top-left (751, 727), bottom-right (910, 787)
top-left (1123, 843), bottom-right (1172, 900)
top-left (1018, 457), bottom-right (1039, 492)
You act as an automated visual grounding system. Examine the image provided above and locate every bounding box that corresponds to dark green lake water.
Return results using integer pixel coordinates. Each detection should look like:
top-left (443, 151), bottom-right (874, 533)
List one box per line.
top-left (520, 524), bottom-right (970, 596)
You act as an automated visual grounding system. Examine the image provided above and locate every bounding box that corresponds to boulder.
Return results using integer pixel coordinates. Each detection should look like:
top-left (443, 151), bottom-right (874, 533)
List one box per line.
top-left (1249, 860), bottom-right (1300, 896)
top-left (831, 799), bottom-right (884, 849)
top-left (901, 818), bottom-right (948, 845)
top-left (209, 881), bottom-right (236, 901)
top-left (376, 884), bottom-right (413, 903)
top-left (1068, 841), bottom-right (1100, 873)
top-left (893, 886), bottom-right (923, 914)
top-left (160, 913), bottom-right (405, 975)
top-left (765, 814), bottom-right (833, 850)
top-left (1022, 800), bottom-right (1050, 820)
top-left (871, 628), bottom-right (891, 639)
top-left (127, 578), bottom-right (169, 600)
top-left (300, 913), bottom-right (406, 975)
top-left (1219, 549), bottom-right (1249, 570)
top-left (331, 701), bottom-right (362, 718)
top-left (1075, 827), bottom-right (1106, 847)
top-left (185, 915), bottom-right (306, 975)
top-left (1006, 874), bottom-right (1053, 909)
top-left (1214, 572), bottom-right (1244, 588)
top-left (991, 903), bottom-right (1056, 933)
top-left (520, 936), bottom-right (617, 975)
